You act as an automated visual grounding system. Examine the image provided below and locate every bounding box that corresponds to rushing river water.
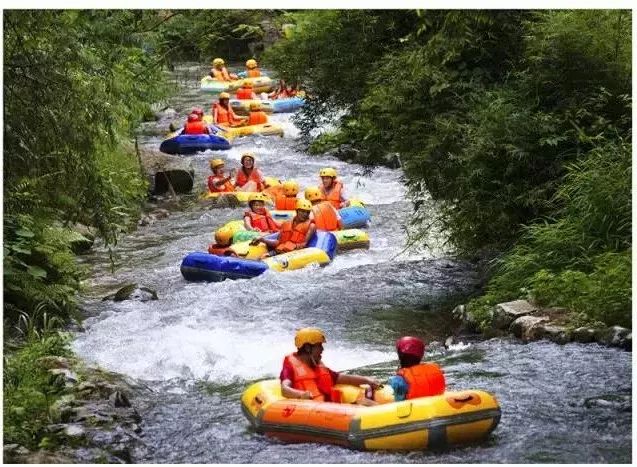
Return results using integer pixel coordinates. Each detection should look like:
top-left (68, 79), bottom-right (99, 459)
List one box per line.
top-left (73, 65), bottom-right (632, 463)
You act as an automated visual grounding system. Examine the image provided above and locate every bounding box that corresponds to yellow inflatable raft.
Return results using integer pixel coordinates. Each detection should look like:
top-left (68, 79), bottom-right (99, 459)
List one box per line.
top-left (200, 76), bottom-right (274, 94)
top-left (241, 379), bottom-right (501, 451)
top-left (202, 115), bottom-right (284, 140)
top-left (231, 99), bottom-right (275, 115)
top-left (333, 229), bottom-right (370, 251)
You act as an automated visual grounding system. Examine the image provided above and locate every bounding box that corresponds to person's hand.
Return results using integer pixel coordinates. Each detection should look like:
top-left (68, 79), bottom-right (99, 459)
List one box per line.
top-left (355, 397), bottom-right (378, 407)
top-left (250, 238), bottom-right (261, 246)
top-left (365, 377), bottom-right (381, 389)
top-left (300, 391), bottom-right (312, 400)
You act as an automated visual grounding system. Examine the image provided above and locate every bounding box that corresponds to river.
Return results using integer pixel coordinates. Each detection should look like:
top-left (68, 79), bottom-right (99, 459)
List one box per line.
top-left (72, 65), bottom-right (632, 463)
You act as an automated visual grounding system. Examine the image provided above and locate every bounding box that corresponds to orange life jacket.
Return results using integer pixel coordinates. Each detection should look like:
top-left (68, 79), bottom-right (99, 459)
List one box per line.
top-left (207, 175), bottom-right (234, 193)
top-left (275, 196), bottom-right (298, 210)
top-left (213, 103), bottom-right (241, 126)
top-left (311, 201), bottom-right (340, 231)
top-left (264, 185), bottom-right (284, 200)
top-left (247, 69), bottom-right (261, 78)
top-left (276, 218), bottom-right (311, 253)
top-left (235, 168), bottom-right (264, 191)
top-left (211, 67), bottom-right (231, 81)
top-left (321, 180), bottom-right (344, 209)
top-left (397, 363), bottom-right (446, 399)
top-left (284, 353), bottom-right (333, 402)
top-left (183, 120), bottom-right (207, 135)
top-left (207, 244), bottom-right (234, 256)
top-left (248, 111), bottom-right (268, 125)
top-left (236, 88), bottom-right (253, 99)
top-left (245, 210), bottom-right (279, 233)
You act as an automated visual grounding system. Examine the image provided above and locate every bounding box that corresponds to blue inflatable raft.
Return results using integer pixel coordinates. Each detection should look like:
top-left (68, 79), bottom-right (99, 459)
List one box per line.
top-left (339, 206), bottom-right (371, 229)
top-left (271, 97), bottom-right (305, 113)
top-left (180, 231), bottom-right (337, 282)
top-left (159, 129), bottom-right (231, 155)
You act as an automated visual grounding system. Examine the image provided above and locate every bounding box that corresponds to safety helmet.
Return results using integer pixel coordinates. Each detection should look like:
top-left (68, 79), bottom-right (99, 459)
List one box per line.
top-left (192, 107), bottom-right (204, 117)
top-left (249, 102), bottom-right (262, 111)
top-left (241, 152), bottom-right (255, 165)
top-left (187, 113), bottom-right (198, 122)
top-left (295, 199), bottom-right (312, 212)
top-left (219, 92), bottom-right (231, 100)
top-left (282, 180), bottom-right (299, 196)
top-left (263, 177), bottom-right (281, 188)
top-left (295, 328), bottom-right (326, 349)
top-left (248, 192), bottom-right (268, 204)
top-left (209, 159), bottom-right (225, 170)
top-left (396, 336), bottom-right (425, 359)
top-left (242, 81), bottom-right (253, 88)
top-left (246, 59), bottom-right (258, 69)
top-left (304, 186), bottom-right (324, 202)
top-left (214, 226), bottom-right (234, 245)
top-left (319, 167), bottom-right (337, 178)
top-left (212, 58), bottom-right (225, 67)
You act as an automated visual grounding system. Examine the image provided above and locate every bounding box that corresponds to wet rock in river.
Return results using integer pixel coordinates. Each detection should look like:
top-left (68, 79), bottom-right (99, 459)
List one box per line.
top-left (570, 327), bottom-right (597, 343)
top-left (509, 315), bottom-right (550, 341)
top-left (492, 300), bottom-right (538, 330)
top-left (594, 326), bottom-right (632, 350)
top-left (103, 283), bottom-right (158, 302)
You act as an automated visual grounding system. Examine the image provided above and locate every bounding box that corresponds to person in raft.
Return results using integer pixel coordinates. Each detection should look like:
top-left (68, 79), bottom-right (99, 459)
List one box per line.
top-left (243, 192), bottom-right (280, 233)
top-left (274, 180), bottom-right (300, 210)
top-left (319, 167), bottom-right (349, 209)
top-left (247, 102), bottom-right (269, 125)
top-left (280, 328), bottom-right (380, 406)
top-left (207, 159), bottom-right (235, 194)
top-left (235, 152), bottom-right (265, 192)
top-left (386, 336), bottom-right (446, 401)
top-left (251, 199), bottom-right (316, 256)
top-left (207, 226), bottom-right (236, 256)
top-left (209, 57), bottom-right (238, 81)
top-left (268, 79), bottom-right (287, 100)
top-left (244, 58), bottom-right (262, 78)
top-left (236, 81), bottom-right (258, 100)
top-left (182, 112), bottom-right (209, 135)
top-left (213, 92), bottom-right (247, 127)
top-left (304, 186), bottom-right (343, 231)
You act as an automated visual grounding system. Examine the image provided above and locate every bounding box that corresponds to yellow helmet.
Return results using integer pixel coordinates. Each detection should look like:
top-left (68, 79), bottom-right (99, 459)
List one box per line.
top-left (212, 58), bottom-right (225, 67)
top-left (304, 186), bottom-right (324, 202)
top-left (249, 102), bottom-right (262, 111)
top-left (246, 59), bottom-right (258, 69)
top-left (219, 92), bottom-right (231, 99)
top-left (214, 226), bottom-right (234, 245)
top-left (242, 81), bottom-right (253, 88)
top-left (263, 176), bottom-right (281, 188)
top-left (319, 167), bottom-right (337, 178)
top-left (295, 199), bottom-right (312, 212)
top-left (241, 152), bottom-right (255, 164)
top-left (248, 192), bottom-right (268, 204)
top-left (209, 159), bottom-right (225, 170)
top-left (294, 328), bottom-right (326, 348)
top-left (282, 180), bottom-right (299, 196)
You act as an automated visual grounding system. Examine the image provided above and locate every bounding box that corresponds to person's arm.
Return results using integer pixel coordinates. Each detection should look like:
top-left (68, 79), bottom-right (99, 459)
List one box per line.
top-left (244, 215), bottom-right (255, 231)
top-left (253, 236), bottom-right (279, 248)
top-left (334, 208), bottom-right (343, 230)
top-left (336, 373), bottom-right (381, 388)
top-left (213, 106), bottom-right (219, 124)
top-left (300, 223), bottom-right (316, 249)
top-left (281, 379), bottom-right (312, 399)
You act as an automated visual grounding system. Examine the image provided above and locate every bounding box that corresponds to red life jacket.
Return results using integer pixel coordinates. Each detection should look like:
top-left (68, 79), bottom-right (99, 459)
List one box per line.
top-left (311, 202), bottom-right (340, 231)
top-left (397, 363), bottom-right (446, 399)
top-left (235, 168), bottom-right (264, 191)
top-left (247, 69), bottom-right (261, 78)
top-left (321, 180), bottom-right (344, 209)
top-left (207, 244), bottom-right (234, 256)
top-left (183, 120), bottom-right (207, 135)
top-left (248, 111), bottom-right (268, 125)
top-left (236, 88), bottom-right (253, 99)
top-left (284, 353), bottom-right (334, 402)
top-left (207, 175), bottom-right (234, 193)
top-left (275, 196), bottom-right (298, 210)
top-left (277, 219), bottom-right (311, 253)
top-left (244, 210), bottom-right (279, 233)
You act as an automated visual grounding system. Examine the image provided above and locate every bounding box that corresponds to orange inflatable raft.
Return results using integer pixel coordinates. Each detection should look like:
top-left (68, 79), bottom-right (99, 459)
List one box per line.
top-left (241, 379), bottom-right (500, 451)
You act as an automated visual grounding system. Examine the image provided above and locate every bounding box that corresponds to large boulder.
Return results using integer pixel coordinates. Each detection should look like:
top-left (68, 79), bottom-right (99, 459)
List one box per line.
top-left (595, 326), bottom-right (632, 350)
top-left (492, 300), bottom-right (539, 330)
top-left (138, 148), bottom-right (194, 195)
top-left (509, 315), bottom-right (549, 341)
top-left (536, 324), bottom-right (570, 345)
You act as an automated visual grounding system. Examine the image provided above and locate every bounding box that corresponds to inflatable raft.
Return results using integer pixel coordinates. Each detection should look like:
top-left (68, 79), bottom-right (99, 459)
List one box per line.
top-left (200, 76), bottom-right (274, 94)
top-left (230, 97), bottom-right (305, 115)
top-left (202, 116), bottom-right (284, 140)
top-left (241, 379), bottom-right (501, 451)
top-left (159, 130), bottom-right (231, 155)
top-left (264, 206), bottom-right (370, 229)
top-left (180, 231), bottom-right (337, 282)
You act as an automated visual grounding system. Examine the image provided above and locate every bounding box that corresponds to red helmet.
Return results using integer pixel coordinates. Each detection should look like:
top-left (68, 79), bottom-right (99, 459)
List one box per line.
top-left (187, 113), bottom-right (198, 122)
top-left (192, 107), bottom-right (204, 117)
top-left (396, 336), bottom-right (425, 359)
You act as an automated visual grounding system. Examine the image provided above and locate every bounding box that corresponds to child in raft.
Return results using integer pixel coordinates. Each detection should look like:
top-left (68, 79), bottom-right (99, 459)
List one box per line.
top-left (250, 199), bottom-right (315, 256)
top-left (243, 192), bottom-right (280, 233)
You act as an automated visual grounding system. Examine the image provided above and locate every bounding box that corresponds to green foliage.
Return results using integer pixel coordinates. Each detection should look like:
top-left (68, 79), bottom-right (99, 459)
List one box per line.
top-left (3, 330), bottom-right (72, 449)
top-left (307, 130), bottom-right (348, 155)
